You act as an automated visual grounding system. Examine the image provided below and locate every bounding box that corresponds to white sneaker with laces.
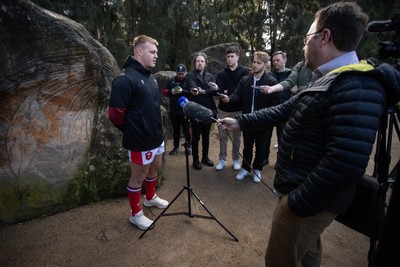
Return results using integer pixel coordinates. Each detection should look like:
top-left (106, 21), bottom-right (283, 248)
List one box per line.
top-left (143, 195), bottom-right (169, 208)
top-left (253, 169), bottom-right (262, 183)
top-left (233, 160), bottom-right (241, 171)
top-left (215, 159), bottom-right (227, 171)
top-left (129, 210), bottom-right (153, 230)
top-left (236, 168), bottom-right (249, 180)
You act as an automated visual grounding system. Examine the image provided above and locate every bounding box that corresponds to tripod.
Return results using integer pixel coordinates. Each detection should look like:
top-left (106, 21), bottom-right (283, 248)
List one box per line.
top-left (365, 105), bottom-right (400, 266)
top-left (139, 141), bottom-right (239, 241)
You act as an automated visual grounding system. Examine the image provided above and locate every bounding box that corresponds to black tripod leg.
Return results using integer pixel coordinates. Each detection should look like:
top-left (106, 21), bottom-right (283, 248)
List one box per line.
top-left (139, 186), bottom-right (186, 239)
top-left (189, 190), bottom-right (239, 242)
top-left (139, 140), bottom-right (238, 242)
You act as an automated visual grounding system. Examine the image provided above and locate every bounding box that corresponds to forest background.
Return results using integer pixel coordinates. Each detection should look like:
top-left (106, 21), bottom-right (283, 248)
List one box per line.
top-left (32, 0), bottom-right (400, 71)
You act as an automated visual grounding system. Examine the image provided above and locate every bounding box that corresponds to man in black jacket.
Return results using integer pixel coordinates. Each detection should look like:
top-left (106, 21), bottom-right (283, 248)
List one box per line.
top-left (211, 45), bottom-right (249, 171)
top-left (220, 51), bottom-right (277, 183)
top-left (162, 64), bottom-right (191, 155)
top-left (186, 52), bottom-right (217, 170)
top-left (218, 2), bottom-right (400, 266)
top-left (108, 35), bottom-right (169, 230)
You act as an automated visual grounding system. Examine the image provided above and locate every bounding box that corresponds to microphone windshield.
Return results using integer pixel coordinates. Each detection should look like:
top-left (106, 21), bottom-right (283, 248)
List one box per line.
top-left (367, 20), bottom-right (393, 32)
top-left (178, 96), bottom-right (215, 124)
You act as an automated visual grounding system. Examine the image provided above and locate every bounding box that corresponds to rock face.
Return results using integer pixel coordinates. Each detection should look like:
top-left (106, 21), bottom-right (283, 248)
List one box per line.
top-left (0, 1), bottom-right (247, 224)
top-left (0, 0), bottom-right (126, 223)
top-left (186, 43), bottom-right (250, 77)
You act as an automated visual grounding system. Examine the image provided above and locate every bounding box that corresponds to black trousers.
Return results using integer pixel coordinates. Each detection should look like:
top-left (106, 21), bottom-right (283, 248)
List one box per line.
top-left (190, 120), bottom-right (211, 161)
top-left (242, 127), bottom-right (272, 171)
top-left (263, 126), bottom-right (274, 161)
top-left (276, 123), bottom-right (284, 143)
top-left (171, 115), bottom-right (191, 148)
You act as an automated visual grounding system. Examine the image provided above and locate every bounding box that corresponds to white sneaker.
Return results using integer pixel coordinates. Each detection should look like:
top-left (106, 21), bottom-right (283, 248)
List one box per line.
top-left (233, 160), bottom-right (241, 171)
top-left (236, 168), bottom-right (249, 180)
top-left (129, 211), bottom-right (153, 230)
top-left (215, 159), bottom-right (227, 171)
top-left (253, 169), bottom-right (262, 183)
top-left (143, 195), bottom-right (169, 208)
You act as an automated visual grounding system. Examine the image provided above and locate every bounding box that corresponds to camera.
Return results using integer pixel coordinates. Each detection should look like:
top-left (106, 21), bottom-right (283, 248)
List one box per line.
top-left (367, 14), bottom-right (400, 59)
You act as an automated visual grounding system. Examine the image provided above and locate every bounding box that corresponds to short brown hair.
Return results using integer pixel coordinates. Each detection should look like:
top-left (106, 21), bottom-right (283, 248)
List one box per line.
top-left (253, 51), bottom-right (270, 63)
top-left (315, 2), bottom-right (368, 51)
top-left (272, 51), bottom-right (287, 59)
top-left (226, 45), bottom-right (240, 55)
top-left (133, 35), bottom-right (159, 48)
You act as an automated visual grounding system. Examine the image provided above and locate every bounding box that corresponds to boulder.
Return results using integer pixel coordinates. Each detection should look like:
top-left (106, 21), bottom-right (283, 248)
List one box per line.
top-left (0, 0), bottom-right (137, 223)
top-left (187, 43), bottom-right (250, 77)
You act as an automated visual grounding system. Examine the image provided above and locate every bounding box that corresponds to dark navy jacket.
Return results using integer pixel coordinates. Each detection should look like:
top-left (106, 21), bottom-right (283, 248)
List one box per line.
top-left (237, 63), bottom-right (400, 216)
top-left (185, 69), bottom-right (217, 114)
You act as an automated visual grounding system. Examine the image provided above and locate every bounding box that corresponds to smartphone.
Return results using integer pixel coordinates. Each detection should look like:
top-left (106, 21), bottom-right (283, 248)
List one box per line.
top-left (207, 81), bottom-right (215, 86)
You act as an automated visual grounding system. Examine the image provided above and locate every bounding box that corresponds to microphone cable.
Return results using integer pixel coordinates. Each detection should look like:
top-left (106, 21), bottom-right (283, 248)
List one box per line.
top-left (220, 123), bottom-right (280, 198)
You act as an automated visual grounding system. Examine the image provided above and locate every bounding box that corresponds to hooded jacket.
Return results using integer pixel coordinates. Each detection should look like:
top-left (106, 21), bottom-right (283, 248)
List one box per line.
top-left (216, 64), bottom-right (250, 112)
top-left (108, 56), bottom-right (163, 151)
top-left (237, 63), bottom-right (400, 217)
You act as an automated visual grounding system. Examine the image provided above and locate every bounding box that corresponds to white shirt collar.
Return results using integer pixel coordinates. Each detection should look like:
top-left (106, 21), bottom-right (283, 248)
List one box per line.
top-left (312, 51), bottom-right (359, 81)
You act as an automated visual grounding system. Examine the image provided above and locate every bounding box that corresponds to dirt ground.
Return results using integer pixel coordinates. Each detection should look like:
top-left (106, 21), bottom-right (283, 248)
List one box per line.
top-left (1, 125), bottom-right (389, 267)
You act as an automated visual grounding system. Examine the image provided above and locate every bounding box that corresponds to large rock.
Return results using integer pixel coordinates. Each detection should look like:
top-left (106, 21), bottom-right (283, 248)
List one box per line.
top-left (0, 0), bottom-right (130, 223)
top-left (187, 43), bottom-right (250, 77)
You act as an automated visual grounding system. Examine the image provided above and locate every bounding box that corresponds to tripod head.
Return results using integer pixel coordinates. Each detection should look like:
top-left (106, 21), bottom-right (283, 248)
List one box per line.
top-left (367, 14), bottom-right (400, 60)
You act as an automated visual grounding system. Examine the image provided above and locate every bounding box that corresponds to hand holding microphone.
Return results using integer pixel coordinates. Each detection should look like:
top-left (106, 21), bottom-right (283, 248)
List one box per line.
top-left (217, 117), bottom-right (240, 131)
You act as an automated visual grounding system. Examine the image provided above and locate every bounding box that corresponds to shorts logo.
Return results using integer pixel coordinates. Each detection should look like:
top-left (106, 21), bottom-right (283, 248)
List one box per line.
top-left (145, 151), bottom-right (153, 161)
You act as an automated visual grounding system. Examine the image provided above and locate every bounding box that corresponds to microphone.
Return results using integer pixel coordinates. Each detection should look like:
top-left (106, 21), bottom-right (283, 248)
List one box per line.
top-left (178, 96), bottom-right (217, 124)
top-left (367, 20), bottom-right (393, 32)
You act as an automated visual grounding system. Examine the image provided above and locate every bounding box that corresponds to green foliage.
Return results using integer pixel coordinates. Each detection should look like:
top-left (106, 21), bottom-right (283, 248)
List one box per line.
top-left (30, 0), bottom-right (400, 73)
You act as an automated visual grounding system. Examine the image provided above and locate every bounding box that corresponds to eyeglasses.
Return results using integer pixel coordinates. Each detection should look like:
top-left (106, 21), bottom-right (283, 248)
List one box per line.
top-left (303, 30), bottom-right (322, 45)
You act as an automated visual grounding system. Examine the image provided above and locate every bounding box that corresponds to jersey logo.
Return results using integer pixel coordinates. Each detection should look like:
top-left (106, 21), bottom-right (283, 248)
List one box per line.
top-left (145, 151), bottom-right (153, 160)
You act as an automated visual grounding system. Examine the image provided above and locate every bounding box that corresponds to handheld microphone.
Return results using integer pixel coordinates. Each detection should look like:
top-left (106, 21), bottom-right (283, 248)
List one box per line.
top-left (178, 96), bottom-right (217, 124)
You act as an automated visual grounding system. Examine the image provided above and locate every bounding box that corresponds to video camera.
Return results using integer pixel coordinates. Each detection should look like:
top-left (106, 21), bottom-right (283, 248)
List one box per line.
top-left (367, 14), bottom-right (400, 59)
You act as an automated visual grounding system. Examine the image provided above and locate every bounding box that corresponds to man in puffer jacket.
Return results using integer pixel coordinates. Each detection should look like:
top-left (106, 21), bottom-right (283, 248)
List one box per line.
top-left (218, 2), bottom-right (400, 266)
